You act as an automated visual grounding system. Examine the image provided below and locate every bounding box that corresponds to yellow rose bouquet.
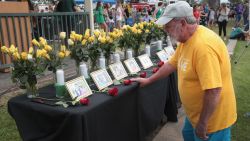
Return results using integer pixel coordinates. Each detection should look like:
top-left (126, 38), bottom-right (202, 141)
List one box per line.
top-left (1, 43), bottom-right (48, 98)
top-left (94, 29), bottom-right (122, 64)
top-left (44, 33), bottom-right (71, 73)
top-left (68, 30), bottom-right (93, 68)
top-left (119, 23), bottom-right (149, 57)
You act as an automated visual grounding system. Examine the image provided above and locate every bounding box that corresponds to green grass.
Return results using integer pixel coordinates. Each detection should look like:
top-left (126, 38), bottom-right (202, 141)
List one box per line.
top-left (0, 105), bottom-right (21, 141)
top-left (0, 21), bottom-right (250, 140)
top-left (231, 40), bottom-right (250, 141)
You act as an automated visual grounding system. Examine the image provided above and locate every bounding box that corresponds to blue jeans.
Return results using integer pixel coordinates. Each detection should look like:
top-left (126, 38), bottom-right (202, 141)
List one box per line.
top-left (182, 118), bottom-right (231, 141)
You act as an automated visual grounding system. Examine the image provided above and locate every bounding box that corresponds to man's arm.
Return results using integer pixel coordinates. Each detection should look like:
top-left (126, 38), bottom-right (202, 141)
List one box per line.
top-left (195, 87), bottom-right (221, 140)
top-left (131, 62), bottom-right (176, 87)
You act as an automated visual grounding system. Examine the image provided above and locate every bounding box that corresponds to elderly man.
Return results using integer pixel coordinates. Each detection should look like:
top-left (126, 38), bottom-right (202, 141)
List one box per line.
top-left (132, 1), bottom-right (236, 141)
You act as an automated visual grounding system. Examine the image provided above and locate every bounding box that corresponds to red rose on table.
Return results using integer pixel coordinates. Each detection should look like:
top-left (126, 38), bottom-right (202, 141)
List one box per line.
top-left (157, 61), bottom-right (164, 67)
top-left (152, 67), bottom-right (159, 73)
top-left (80, 98), bottom-right (89, 105)
top-left (123, 79), bottom-right (132, 85)
top-left (108, 87), bottom-right (119, 96)
top-left (139, 72), bottom-right (147, 78)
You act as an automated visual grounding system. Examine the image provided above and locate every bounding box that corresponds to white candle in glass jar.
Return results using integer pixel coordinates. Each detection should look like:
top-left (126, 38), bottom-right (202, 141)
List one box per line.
top-left (126, 49), bottom-right (133, 59)
top-left (113, 53), bottom-right (120, 63)
top-left (80, 63), bottom-right (89, 79)
top-left (99, 57), bottom-right (106, 69)
top-left (157, 40), bottom-right (162, 50)
top-left (56, 69), bottom-right (65, 85)
top-left (145, 45), bottom-right (151, 57)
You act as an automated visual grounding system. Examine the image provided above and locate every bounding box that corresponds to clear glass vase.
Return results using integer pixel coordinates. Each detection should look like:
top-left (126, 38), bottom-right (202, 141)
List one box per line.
top-left (26, 83), bottom-right (39, 98)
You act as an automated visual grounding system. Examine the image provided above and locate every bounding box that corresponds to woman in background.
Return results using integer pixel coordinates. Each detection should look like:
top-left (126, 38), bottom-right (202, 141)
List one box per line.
top-left (95, 2), bottom-right (108, 32)
top-left (217, 3), bottom-right (230, 40)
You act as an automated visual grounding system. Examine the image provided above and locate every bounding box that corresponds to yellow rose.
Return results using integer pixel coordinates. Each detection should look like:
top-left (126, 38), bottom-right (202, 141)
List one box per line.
top-left (98, 37), bottom-right (106, 44)
top-left (40, 49), bottom-right (48, 58)
top-left (139, 23), bottom-right (144, 29)
top-left (12, 52), bottom-right (20, 60)
top-left (39, 37), bottom-right (47, 46)
top-left (58, 52), bottom-right (65, 59)
top-left (76, 34), bottom-right (83, 41)
top-left (27, 54), bottom-right (33, 60)
top-left (1, 46), bottom-right (9, 54)
top-left (36, 49), bottom-right (46, 58)
top-left (21, 52), bottom-right (28, 60)
top-left (65, 50), bottom-right (71, 57)
top-left (59, 32), bottom-right (66, 40)
top-left (44, 54), bottom-right (51, 60)
top-left (108, 38), bottom-right (113, 43)
top-left (28, 47), bottom-right (34, 54)
top-left (71, 31), bottom-right (76, 35)
top-left (32, 39), bottom-right (40, 47)
top-left (132, 28), bottom-right (137, 34)
top-left (106, 36), bottom-right (111, 42)
top-left (137, 29), bottom-right (142, 34)
top-left (9, 45), bottom-right (18, 54)
top-left (44, 45), bottom-right (52, 52)
top-left (81, 39), bottom-right (87, 46)
top-left (100, 31), bottom-right (106, 37)
top-left (122, 25), bottom-right (128, 30)
top-left (88, 36), bottom-right (95, 42)
top-left (145, 29), bottom-right (149, 33)
top-left (70, 34), bottom-right (76, 41)
top-left (94, 30), bottom-right (100, 37)
top-left (84, 29), bottom-right (90, 39)
top-left (60, 45), bottom-right (66, 52)
top-left (36, 49), bottom-right (42, 58)
top-left (68, 39), bottom-right (74, 46)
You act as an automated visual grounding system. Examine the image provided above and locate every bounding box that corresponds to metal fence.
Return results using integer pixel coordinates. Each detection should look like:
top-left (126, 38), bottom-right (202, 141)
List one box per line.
top-left (0, 12), bottom-right (90, 69)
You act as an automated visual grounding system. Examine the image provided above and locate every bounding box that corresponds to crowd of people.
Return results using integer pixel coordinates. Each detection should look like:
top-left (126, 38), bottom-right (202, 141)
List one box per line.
top-left (26, 0), bottom-right (249, 40)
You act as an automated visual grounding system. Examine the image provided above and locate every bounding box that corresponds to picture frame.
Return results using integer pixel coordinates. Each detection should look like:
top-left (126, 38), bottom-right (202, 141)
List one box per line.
top-left (65, 76), bottom-right (93, 100)
top-left (164, 46), bottom-right (175, 57)
top-left (90, 69), bottom-right (113, 90)
top-left (124, 58), bottom-right (141, 74)
top-left (137, 54), bottom-right (153, 69)
top-left (156, 50), bottom-right (169, 62)
top-left (109, 62), bottom-right (128, 80)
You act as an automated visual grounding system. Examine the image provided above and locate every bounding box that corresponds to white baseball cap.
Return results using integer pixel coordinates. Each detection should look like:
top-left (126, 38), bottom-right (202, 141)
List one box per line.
top-left (155, 1), bottom-right (194, 25)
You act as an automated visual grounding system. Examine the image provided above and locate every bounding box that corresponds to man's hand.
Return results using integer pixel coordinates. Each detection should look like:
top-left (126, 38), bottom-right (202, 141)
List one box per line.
top-left (130, 78), bottom-right (151, 87)
top-left (195, 122), bottom-right (209, 140)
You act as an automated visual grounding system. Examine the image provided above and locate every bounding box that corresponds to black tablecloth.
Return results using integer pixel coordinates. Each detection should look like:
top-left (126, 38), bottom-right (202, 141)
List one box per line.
top-left (8, 73), bottom-right (179, 141)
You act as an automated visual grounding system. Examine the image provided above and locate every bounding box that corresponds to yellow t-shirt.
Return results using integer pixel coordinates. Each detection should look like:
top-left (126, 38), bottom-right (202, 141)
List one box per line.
top-left (168, 25), bottom-right (237, 133)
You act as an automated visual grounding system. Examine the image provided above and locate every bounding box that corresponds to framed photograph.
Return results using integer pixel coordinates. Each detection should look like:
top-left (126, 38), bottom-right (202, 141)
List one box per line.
top-left (109, 62), bottom-right (128, 80)
top-left (164, 46), bottom-right (175, 57)
top-left (137, 54), bottom-right (153, 69)
top-left (156, 50), bottom-right (169, 62)
top-left (65, 76), bottom-right (93, 100)
top-left (90, 69), bottom-right (113, 90)
top-left (124, 58), bottom-right (141, 74)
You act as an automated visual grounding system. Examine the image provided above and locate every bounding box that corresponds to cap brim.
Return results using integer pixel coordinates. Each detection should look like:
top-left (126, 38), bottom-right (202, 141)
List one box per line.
top-left (155, 17), bottom-right (173, 25)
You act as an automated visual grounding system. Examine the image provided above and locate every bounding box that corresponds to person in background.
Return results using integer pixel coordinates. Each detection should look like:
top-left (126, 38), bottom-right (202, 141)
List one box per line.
top-left (243, 1), bottom-right (249, 26)
top-left (56, 0), bottom-right (81, 36)
top-left (208, 7), bottom-right (215, 29)
top-left (143, 12), bottom-right (152, 22)
top-left (115, 2), bottom-right (124, 29)
top-left (153, 2), bottom-right (163, 20)
top-left (193, 5), bottom-right (200, 24)
top-left (217, 3), bottom-right (230, 40)
top-left (95, 2), bottom-right (108, 32)
top-left (103, 3), bottom-right (111, 32)
top-left (124, 4), bottom-right (130, 25)
top-left (132, 1), bottom-right (236, 141)
top-left (235, 2), bottom-right (243, 27)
